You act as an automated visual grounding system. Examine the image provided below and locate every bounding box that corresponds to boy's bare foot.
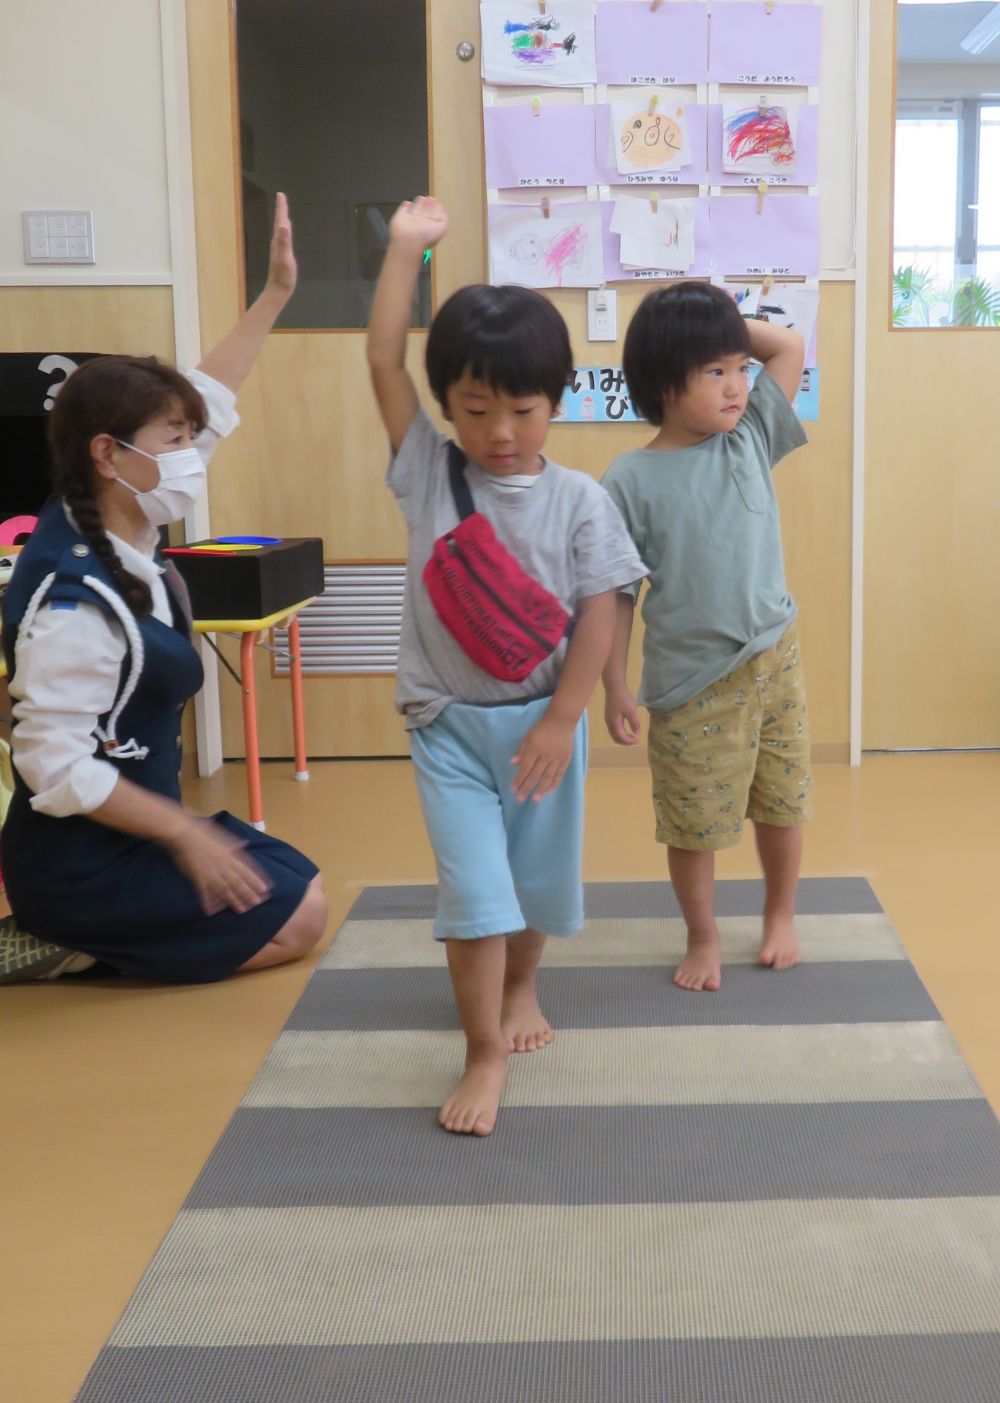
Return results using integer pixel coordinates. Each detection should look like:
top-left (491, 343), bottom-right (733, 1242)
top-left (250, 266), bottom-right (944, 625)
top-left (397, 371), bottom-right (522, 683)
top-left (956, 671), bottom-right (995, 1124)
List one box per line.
top-left (759, 913), bottom-right (801, 971)
top-left (439, 1044), bottom-right (509, 1136)
top-left (673, 930), bottom-right (722, 992)
top-left (501, 986), bottom-right (554, 1053)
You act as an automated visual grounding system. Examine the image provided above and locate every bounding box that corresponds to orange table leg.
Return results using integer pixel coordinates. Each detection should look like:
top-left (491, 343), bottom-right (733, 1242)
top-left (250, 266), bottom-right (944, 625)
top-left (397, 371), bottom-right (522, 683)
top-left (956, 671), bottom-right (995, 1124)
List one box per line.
top-left (288, 614), bottom-right (309, 781)
top-left (240, 630), bottom-right (265, 830)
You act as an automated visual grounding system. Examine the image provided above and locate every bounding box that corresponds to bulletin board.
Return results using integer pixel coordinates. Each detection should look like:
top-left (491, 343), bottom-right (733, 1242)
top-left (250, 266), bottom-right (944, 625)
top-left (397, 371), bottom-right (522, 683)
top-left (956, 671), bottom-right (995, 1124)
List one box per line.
top-left (479, 0), bottom-right (857, 415)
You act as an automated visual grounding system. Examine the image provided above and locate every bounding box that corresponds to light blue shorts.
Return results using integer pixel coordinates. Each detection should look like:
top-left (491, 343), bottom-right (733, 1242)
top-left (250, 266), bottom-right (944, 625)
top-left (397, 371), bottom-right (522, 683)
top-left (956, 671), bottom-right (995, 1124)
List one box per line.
top-left (409, 696), bottom-right (587, 942)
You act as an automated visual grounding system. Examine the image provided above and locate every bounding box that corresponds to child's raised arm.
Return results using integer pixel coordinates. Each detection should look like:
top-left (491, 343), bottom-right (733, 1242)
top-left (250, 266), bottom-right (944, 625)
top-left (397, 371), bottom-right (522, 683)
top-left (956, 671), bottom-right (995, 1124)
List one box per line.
top-left (367, 196), bottom-right (448, 452)
top-left (746, 318), bottom-right (805, 406)
top-left (197, 193), bottom-right (297, 392)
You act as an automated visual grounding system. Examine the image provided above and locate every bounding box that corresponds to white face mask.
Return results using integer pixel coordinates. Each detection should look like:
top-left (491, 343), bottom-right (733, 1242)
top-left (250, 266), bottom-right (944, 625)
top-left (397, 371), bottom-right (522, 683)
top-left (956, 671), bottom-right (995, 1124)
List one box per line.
top-left (113, 441), bottom-right (206, 528)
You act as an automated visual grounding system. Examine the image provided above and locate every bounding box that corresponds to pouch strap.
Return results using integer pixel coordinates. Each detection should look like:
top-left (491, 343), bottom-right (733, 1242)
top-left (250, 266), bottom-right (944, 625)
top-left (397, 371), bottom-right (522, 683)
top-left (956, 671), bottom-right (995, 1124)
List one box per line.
top-left (447, 442), bottom-right (476, 522)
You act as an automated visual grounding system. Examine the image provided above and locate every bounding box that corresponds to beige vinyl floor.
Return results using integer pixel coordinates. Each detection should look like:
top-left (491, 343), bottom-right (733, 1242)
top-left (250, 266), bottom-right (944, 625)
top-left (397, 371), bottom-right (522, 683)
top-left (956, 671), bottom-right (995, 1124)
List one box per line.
top-left (1, 752), bottom-right (998, 1403)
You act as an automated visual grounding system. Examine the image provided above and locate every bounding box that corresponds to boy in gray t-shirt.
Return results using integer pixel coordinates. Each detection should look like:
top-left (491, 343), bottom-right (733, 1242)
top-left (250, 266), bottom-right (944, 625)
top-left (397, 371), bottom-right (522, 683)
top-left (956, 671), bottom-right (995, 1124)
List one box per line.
top-left (602, 283), bottom-right (810, 994)
top-left (367, 197), bottom-right (645, 1138)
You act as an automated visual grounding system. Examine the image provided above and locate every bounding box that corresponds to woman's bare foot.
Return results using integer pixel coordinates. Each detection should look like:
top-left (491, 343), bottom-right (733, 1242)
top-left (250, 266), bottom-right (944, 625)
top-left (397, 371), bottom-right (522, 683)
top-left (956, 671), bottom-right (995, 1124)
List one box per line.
top-left (759, 913), bottom-right (801, 971)
top-left (673, 930), bottom-right (722, 992)
top-left (501, 985), bottom-right (555, 1053)
top-left (439, 1043), bottom-right (509, 1136)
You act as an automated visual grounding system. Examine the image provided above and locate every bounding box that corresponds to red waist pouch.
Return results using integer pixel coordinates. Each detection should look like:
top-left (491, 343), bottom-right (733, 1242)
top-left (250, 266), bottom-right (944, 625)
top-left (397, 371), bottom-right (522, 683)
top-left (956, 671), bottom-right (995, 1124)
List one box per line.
top-left (422, 444), bottom-right (572, 683)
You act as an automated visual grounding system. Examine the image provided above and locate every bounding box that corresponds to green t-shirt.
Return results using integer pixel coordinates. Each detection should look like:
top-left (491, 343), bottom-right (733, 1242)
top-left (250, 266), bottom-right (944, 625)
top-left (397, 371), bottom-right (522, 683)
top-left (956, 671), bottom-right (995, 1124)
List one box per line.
top-left (602, 369), bottom-right (808, 713)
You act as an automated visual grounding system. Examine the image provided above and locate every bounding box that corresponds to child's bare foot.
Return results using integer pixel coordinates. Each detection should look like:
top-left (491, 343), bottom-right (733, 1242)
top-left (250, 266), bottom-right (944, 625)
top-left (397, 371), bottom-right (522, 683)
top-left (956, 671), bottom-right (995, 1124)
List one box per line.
top-left (501, 986), bottom-right (554, 1053)
top-left (439, 1043), bottom-right (508, 1136)
top-left (673, 930), bottom-right (722, 992)
top-left (759, 913), bottom-right (801, 971)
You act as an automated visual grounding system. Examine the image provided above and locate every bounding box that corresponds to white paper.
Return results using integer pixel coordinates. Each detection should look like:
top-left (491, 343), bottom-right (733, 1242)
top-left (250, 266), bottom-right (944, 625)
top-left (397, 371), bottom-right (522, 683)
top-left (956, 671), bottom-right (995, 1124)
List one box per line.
top-left (481, 1), bottom-right (598, 87)
top-left (489, 203), bottom-right (605, 289)
top-left (721, 102), bottom-right (799, 177)
top-left (750, 283), bottom-right (818, 350)
top-left (610, 196), bottom-right (695, 272)
top-left (611, 100), bottom-right (692, 176)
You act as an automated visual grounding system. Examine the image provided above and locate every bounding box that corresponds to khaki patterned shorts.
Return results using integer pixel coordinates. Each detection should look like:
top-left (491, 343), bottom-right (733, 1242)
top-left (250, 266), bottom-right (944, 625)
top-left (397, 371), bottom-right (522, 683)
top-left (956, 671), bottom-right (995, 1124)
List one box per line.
top-left (647, 623), bottom-right (812, 852)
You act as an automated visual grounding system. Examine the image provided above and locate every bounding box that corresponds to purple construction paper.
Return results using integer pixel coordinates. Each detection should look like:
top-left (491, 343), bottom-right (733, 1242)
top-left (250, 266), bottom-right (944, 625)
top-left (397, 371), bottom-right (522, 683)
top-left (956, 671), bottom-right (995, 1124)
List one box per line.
top-left (706, 104), bottom-right (818, 186)
top-left (709, 2), bottom-right (822, 87)
top-left (596, 2), bottom-right (709, 85)
top-left (602, 197), bottom-right (711, 280)
top-left (596, 103), bottom-right (708, 185)
top-left (485, 105), bottom-right (601, 188)
top-left (708, 194), bottom-right (820, 276)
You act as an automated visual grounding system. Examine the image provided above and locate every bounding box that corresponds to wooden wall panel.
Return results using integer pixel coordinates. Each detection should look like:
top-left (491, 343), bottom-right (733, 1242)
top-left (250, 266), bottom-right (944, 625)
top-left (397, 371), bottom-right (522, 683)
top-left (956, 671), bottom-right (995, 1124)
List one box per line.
top-left (862, 3), bottom-right (1000, 749)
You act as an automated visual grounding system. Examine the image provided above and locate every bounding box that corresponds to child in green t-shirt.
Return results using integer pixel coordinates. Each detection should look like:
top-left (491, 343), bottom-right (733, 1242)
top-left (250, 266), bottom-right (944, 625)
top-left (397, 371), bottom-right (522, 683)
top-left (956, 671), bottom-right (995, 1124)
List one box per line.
top-left (602, 282), bottom-right (810, 992)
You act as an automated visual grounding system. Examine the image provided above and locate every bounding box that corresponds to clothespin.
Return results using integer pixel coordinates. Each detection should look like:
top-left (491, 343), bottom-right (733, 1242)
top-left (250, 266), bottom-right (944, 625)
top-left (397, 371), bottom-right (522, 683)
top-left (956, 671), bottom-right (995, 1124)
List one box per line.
top-left (765, 0), bottom-right (776, 13)
top-left (648, 92), bottom-right (659, 117)
top-left (761, 275), bottom-right (774, 296)
top-left (650, 0), bottom-right (664, 10)
top-left (758, 95), bottom-right (768, 118)
top-left (531, 97), bottom-right (542, 118)
top-left (539, 0), bottom-right (547, 12)
top-left (756, 179), bottom-right (768, 214)
top-left (650, 192), bottom-right (659, 214)
top-left (541, 196), bottom-right (551, 219)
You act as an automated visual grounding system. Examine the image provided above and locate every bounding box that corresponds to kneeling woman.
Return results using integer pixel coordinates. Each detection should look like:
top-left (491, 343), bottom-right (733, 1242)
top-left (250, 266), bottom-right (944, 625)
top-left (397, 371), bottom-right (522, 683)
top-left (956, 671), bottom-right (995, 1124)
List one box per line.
top-left (1, 196), bottom-right (326, 983)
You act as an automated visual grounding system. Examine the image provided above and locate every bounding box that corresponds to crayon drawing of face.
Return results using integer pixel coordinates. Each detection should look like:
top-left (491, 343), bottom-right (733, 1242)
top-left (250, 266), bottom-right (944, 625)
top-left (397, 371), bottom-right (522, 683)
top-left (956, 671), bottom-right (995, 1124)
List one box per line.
top-left (619, 108), bottom-right (685, 171)
top-left (508, 233), bottom-right (542, 265)
top-left (504, 17), bottom-right (578, 65)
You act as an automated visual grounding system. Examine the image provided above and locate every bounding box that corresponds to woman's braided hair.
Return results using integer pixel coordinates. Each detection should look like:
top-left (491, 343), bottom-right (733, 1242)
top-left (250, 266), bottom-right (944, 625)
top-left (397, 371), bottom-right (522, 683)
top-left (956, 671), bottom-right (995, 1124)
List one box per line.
top-left (48, 356), bottom-right (208, 617)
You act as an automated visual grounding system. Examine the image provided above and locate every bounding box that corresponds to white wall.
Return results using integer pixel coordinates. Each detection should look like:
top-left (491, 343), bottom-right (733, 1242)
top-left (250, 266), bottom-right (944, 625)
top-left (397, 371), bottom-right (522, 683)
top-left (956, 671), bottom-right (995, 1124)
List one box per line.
top-left (0, 0), bottom-right (171, 283)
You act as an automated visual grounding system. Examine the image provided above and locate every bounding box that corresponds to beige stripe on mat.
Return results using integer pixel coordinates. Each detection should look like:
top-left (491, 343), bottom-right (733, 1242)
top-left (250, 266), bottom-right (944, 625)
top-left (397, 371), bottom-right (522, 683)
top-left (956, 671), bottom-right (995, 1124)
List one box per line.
top-left (244, 1023), bottom-right (980, 1109)
top-left (111, 1197), bottom-right (1000, 1348)
top-left (321, 913), bottom-right (906, 970)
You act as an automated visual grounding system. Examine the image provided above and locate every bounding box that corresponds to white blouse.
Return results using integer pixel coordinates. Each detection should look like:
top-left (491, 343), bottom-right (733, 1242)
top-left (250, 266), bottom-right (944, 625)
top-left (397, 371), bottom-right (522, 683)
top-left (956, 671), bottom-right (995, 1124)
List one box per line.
top-left (9, 370), bottom-right (239, 818)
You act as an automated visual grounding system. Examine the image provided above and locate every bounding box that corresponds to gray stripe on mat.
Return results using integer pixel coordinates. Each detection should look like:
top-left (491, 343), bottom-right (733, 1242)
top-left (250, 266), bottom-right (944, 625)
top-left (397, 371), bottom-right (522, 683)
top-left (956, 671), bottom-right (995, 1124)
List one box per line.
top-left (285, 961), bottom-right (938, 1033)
top-left (346, 877), bottom-right (883, 921)
top-left (74, 1334), bottom-right (1000, 1403)
top-left (184, 1100), bottom-right (1000, 1209)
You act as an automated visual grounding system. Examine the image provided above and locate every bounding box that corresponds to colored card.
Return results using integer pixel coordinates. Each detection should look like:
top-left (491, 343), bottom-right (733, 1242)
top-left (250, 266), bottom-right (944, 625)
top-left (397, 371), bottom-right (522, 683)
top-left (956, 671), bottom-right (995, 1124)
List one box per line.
top-left (481, 1), bottom-right (598, 86)
top-left (485, 104), bottom-right (600, 187)
top-left (749, 363), bottom-right (819, 421)
top-left (707, 104), bottom-right (818, 187)
top-left (488, 201), bottom-right (605, 287)
top-left (554, 366), bottom-right (640, 422)
top-left (596, 1), bottom-right (709, 85)
top-left (610, 194), bottom-right (696, 271)
top-left (601, 197), bottom-right (711, 280)
top-left (709, 2), bottom-right (822, 87)
top-left (610, 99), bottom-right (692, 177)
top-left (708, 194), bottom-right (820, 276)
top-left (596, 103), bottom-right (707, 186)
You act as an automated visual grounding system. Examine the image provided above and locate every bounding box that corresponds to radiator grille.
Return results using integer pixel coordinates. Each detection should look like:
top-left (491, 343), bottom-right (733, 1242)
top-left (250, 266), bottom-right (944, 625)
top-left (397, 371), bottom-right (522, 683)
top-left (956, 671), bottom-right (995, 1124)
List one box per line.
top-left (273, 564), bottom-right (404, 676)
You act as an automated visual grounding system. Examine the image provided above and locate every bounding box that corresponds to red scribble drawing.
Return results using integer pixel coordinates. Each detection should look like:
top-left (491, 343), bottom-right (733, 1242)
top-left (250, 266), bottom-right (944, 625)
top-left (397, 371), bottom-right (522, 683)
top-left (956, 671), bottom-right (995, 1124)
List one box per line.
top-left (725, 106), bottom-right (796, 168)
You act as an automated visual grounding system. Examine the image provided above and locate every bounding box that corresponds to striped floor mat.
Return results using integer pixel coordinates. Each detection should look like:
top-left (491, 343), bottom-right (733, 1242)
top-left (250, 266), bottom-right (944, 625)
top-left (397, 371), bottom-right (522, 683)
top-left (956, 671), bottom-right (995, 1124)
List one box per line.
top-left (76, 879), bottom-right (1000, 1401)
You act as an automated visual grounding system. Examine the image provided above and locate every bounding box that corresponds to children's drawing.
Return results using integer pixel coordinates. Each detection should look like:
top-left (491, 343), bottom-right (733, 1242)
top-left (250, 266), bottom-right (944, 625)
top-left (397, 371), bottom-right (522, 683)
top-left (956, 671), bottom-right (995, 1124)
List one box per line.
top-left (481, 2), bottom-right (598, 86)
top-left (609, 196), bottom-right (696, 272)
top-left (488, 203), bottom-right (604, 289)
top-left (612, 102), bottom-right (691, 176)
top-left (722, 104), bottom-right (798, 176)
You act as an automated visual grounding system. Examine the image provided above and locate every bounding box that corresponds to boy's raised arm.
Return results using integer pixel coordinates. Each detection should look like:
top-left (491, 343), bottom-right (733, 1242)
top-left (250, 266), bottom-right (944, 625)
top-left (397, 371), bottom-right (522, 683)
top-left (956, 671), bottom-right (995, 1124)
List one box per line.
top-left (745, 318), bottom-right (805, 406)
top-left (367, 197), bottom-right (448, 453)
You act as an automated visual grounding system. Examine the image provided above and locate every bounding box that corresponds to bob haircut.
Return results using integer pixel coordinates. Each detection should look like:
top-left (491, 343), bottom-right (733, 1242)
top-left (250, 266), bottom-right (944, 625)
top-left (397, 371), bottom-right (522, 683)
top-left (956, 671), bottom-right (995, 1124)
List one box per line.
top-left (623, 282), bottom-right (751, 426)
top-left (426, 284), bottom-right (573, 411)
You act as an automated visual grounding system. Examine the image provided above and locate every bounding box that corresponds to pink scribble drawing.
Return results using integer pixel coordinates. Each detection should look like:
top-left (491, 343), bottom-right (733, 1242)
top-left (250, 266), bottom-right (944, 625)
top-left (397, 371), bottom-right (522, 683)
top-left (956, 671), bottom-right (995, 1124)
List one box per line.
top-left (542, 222), bottom-right (588, 286)
top-left (725, 106), bottom-right (796, 168)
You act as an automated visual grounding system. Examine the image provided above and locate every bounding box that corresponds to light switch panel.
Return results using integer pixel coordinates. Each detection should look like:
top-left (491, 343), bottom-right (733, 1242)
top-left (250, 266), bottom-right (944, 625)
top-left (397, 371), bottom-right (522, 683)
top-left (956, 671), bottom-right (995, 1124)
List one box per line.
top-left (23, 211), bottom-right (95, 265)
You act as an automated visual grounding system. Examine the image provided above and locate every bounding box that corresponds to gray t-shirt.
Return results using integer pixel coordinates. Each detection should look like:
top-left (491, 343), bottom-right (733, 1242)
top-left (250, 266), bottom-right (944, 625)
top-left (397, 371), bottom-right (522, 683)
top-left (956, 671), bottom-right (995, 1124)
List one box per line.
top-left (389, 408), bottom-right (647, 729)
top-left (601, 370), bottom-right (807, 713)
